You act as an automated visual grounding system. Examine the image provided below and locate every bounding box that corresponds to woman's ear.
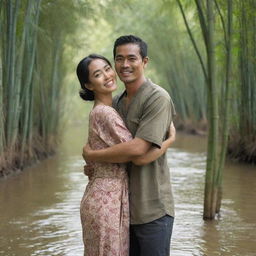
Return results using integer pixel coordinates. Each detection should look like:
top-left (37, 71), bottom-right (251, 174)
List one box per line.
top-left (85, 83), bottom-right (94, 91)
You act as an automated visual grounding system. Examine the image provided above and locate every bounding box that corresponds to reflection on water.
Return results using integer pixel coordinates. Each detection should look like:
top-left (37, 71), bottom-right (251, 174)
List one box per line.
top-left (0, 129), bottom-right (256, 256)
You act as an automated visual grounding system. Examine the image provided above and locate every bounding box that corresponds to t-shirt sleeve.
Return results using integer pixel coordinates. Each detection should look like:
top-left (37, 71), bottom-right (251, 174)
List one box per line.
top-left (93, 106), bottom-right (132, 147)
top-left (135, 95), bottom-right (172, 148)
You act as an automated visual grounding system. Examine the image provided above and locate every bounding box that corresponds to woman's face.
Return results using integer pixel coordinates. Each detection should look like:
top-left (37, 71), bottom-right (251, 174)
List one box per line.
top-left (87, 59), bottom-right (117, 95)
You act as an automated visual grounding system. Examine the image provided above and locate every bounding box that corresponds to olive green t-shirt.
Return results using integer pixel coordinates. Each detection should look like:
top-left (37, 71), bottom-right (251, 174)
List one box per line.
top-left (113, 79), bottom-right (175, 224)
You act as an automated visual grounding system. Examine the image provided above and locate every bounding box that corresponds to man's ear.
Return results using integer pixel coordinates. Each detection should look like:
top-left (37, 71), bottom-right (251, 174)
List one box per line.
top-left (85, 83), bottom-right (94, 91)
top-left (143, 57), bottom-right (149, 68)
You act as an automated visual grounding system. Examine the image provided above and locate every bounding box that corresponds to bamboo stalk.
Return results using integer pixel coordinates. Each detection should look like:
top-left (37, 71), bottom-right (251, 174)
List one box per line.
top-left (28, 0), bottom-right (41, 157)
top-left (205, 0), bottom-right (219, 219)
top-left (12, 0), bottom-right (34, 153)
top-left (176, 0), bottom-right (208, 81)
top-left (0, 7), bottom-right (3, 155)
top-left (20, 0), bottom-right (41, 163)
top-left (5, 0), bottom-right (20, 148)
top-left (0, 55), bottom-right (4, 155)
top-left (48, 36), bottom-right (62, 141)
top-left (216, 0), bottom-right (233, 213)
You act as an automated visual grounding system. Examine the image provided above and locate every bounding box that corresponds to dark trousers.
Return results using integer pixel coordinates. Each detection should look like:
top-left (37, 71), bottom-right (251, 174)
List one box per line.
top-left (129, 215), bottom-right (174, 256)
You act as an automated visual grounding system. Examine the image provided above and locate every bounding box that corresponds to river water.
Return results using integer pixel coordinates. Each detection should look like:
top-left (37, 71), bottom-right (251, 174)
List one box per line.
top-left (0, 125), bottom-right (256, 256)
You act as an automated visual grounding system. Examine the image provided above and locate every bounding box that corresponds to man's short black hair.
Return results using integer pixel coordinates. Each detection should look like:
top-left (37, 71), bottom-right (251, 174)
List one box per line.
top-left (113, 35), bottom-right (148, 59)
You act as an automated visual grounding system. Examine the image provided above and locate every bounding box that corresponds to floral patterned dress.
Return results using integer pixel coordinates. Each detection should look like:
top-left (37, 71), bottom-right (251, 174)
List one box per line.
top-left (80, 105), bottom-right (132, 256)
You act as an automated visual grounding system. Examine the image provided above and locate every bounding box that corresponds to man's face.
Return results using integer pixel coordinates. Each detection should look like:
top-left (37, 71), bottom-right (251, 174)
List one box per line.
top-left (114, 43), bottom-right (148, 85)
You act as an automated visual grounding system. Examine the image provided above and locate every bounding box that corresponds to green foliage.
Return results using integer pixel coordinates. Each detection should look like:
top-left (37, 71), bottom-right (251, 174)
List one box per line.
top-left (228, 0), bottom-right (256, 163)
top-left (0, 0), bottom-right (93, 175)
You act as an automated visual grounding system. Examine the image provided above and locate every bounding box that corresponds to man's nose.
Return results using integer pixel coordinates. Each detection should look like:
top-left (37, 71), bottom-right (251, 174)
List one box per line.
top-left (121, 59), bottom-right (129, 67)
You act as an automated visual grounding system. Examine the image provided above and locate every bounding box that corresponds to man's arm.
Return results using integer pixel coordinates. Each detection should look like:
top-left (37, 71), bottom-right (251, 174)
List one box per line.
top-left (132, 122), bottom-right (176, 166)
top-left (83, 137), bottom-right (151, 163)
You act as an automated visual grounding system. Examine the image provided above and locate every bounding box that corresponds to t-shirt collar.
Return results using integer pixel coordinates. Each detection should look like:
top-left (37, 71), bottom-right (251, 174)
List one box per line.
top-left (117, 78), bottom-right (151, 104)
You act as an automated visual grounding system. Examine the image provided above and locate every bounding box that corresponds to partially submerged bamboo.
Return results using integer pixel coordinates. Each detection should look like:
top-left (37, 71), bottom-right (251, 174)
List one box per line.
top-left (176, 0), bottom-right (234, 219)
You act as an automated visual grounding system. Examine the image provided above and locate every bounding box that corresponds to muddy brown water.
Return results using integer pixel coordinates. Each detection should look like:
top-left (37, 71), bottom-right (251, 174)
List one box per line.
top-left (0, 125), bottom-right (255, 256)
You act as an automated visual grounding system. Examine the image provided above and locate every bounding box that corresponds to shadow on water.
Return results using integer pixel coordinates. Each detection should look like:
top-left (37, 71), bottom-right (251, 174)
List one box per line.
top-left (0, 127), bottom-right (255, 256)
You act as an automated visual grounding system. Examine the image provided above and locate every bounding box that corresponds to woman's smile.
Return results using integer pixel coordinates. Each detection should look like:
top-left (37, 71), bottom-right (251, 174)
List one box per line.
top-left (88, 59), bottom-right (117, 94)
top-left (104, 79), bottom-right (115, 88)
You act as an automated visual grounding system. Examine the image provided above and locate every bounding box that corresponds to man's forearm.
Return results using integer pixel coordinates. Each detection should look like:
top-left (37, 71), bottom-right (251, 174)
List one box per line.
top-left (132, 135), bottom-right (174, 166)
top-left (83, 138), bottom-right (151, 163)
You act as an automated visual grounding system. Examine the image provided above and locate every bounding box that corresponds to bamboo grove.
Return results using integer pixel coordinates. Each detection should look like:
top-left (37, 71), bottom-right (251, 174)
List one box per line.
top-left (175, 0), bottom-right (256, 219)
top-left (0, 0), bottom-right (90, 176)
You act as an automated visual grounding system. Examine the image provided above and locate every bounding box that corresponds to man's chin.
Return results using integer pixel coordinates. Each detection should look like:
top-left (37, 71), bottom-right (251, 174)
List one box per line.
top-left (119, 77), bottom-right (134, 84)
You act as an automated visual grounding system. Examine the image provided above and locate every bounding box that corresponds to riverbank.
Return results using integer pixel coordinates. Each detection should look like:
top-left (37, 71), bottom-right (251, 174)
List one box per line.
top-left (228, 130), bottom-right (256, 164)
top-left (176, 119), bottom-right (256, 164)
top-left (0, 144), bottom-right (56, 179)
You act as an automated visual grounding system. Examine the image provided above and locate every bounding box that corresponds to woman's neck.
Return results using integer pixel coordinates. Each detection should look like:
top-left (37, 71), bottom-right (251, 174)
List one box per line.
top-left (94, 94), bottom-right (112, 107)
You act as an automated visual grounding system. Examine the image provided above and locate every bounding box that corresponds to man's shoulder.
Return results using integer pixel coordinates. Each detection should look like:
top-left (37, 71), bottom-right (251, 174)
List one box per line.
top-left (145, 79), bottom-right (170, 101)
top-left (144, 79), bottom-right (176, 115)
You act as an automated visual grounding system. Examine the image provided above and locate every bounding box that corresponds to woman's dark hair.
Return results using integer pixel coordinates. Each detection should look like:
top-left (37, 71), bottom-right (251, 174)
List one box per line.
top-left (113, 35), bottom-right (148, 59)
top-left (76, 54), bottom-right (112, 101)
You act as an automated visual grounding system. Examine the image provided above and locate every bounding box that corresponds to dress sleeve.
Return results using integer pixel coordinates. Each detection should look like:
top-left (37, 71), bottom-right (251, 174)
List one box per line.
top-left (93, 106), bottom-right (132, 147)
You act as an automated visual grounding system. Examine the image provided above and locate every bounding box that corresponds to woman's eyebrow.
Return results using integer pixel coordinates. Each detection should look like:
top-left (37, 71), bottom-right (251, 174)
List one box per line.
top-left (92, 65), bottom-right (109, 76)
top-left (92, 69), bottom-right (101, 76)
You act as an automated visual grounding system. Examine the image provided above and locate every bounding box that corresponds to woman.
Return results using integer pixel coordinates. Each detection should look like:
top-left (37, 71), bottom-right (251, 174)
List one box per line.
top-left (76, 54), bottom-right (175, 256)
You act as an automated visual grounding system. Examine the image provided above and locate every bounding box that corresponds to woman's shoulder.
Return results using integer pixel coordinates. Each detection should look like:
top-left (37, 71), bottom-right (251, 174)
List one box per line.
top-left (90, 104), bottom-right (120, 120)
top-left (91, 104), bottom-right (116, 114)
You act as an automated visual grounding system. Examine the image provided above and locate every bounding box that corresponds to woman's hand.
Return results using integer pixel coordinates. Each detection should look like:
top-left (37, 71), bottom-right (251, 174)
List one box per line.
top-left (83, 161), bottom-right (94, 177)
top-left (166, 122), bottom-right (176, 147)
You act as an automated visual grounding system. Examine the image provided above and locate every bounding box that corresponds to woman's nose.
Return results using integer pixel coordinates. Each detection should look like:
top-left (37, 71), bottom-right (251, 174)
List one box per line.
top-left (104, 71), bottom-right (111, 79)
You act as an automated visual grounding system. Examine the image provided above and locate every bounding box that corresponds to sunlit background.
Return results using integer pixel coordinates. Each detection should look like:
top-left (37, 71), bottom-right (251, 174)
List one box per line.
top-left (1, 0), bottom-right (256, 255)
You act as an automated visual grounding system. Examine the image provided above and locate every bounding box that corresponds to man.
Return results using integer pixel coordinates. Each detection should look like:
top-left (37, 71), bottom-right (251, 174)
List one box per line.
top-left (83, 35), bottom-right (175, 256)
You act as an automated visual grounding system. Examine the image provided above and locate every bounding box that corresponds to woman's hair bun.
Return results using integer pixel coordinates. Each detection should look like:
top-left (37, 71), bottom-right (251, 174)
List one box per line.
top-left (79, 88), bottom-right (94, 101)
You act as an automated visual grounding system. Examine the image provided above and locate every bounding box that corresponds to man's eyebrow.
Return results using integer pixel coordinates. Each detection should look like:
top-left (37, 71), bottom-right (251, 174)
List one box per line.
top-left (115, 54), bottom-right (137, 58)
top-left (115, 54), bottom-right (123, 58)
